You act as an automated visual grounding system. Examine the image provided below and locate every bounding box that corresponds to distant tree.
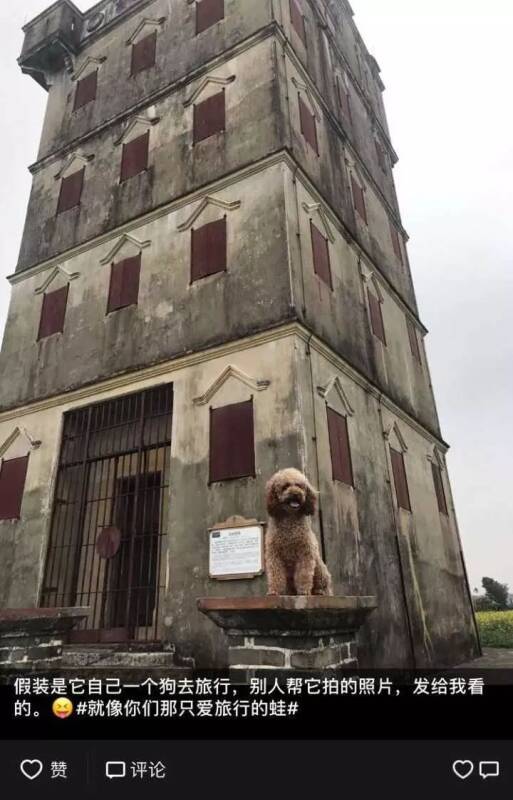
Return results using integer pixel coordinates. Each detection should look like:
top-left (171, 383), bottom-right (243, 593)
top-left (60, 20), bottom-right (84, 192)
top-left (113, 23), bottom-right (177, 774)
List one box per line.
top-left (473, 594), bottom-right (496, 612)
top-left (482, 577), bottom-right (510, 611)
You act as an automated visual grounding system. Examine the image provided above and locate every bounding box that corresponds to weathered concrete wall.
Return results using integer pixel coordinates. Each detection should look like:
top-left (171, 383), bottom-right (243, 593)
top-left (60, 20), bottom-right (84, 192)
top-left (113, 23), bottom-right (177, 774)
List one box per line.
top-left (2, 160), bottom-right (437, 439)
top-left (0, 328), bottom-right (478, 667)
top-left (18, 36), bottom-right (284, 271)
top-left (2, 163), bottom-right (292, 411)
top-left (37, 0), bottom-right (274, 160)
top-left (297, 337), bottom-right (478, 667)
top-left (284, 167), bottom-right (440, 436)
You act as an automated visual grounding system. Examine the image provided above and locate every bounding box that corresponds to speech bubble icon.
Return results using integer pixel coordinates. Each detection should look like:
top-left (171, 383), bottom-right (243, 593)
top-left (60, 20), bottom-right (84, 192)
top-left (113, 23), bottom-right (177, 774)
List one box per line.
top-left (106, 762), bottom-right (126, 780)
top-left (479, 761), bottom-right (500, 780)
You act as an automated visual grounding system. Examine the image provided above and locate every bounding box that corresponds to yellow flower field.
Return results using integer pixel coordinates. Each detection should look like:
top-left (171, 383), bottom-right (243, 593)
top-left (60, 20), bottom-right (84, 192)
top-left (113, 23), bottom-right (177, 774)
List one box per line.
top-left (476, 611), bottom-right (513, 648)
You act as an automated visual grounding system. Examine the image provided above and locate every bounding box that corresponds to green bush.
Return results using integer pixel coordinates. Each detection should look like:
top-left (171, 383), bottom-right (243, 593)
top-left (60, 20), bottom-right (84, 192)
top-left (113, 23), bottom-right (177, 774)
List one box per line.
top-left (476, 611), bottom-right (513, 648)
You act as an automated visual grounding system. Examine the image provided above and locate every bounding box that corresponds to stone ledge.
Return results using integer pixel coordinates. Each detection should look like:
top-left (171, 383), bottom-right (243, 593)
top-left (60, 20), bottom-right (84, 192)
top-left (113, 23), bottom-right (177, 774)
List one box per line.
top-left (0, 608), bottom-right (90, 636)
top-left (198, 596), bottom-right (377, 635)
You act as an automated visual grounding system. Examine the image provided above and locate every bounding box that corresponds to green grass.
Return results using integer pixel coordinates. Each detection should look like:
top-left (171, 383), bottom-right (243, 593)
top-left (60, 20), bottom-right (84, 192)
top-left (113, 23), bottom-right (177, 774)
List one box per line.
top-left (476, 611), bottom-right (513, 648)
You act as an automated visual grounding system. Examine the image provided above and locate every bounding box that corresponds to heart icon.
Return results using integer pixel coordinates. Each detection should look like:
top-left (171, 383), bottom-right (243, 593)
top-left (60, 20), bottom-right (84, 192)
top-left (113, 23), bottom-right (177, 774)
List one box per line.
top-left (20, 759), bottom-right (43, 781)
top-left (453, 760), bottom-right (474, 780)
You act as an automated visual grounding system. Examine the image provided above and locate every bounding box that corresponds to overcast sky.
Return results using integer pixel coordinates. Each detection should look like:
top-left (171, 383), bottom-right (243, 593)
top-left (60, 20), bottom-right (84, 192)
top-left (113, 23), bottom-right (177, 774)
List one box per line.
top-left (0, 1), bottom-right (511, 594)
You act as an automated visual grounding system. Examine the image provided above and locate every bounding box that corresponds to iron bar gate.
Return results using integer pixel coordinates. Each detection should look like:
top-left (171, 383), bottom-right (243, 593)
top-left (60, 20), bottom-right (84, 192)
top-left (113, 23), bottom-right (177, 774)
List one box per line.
top-left (41, 383), bottom-right (173, 644)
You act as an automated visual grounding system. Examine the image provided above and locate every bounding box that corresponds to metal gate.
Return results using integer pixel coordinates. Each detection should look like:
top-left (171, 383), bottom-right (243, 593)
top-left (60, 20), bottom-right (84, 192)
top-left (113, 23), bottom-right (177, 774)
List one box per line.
top-left (41, 384), bottom-right (173, 644)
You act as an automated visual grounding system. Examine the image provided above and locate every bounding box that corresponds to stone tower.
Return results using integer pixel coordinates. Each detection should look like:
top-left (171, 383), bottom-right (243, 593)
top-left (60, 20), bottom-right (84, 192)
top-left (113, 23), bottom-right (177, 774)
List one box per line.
top-left (0, 0), bottom-right (478, 668)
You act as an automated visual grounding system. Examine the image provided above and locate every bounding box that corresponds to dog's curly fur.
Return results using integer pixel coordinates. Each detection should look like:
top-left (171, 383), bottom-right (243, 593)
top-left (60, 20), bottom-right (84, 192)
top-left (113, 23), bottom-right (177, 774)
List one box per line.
top-left (265, 468), bottom-right (333, 596)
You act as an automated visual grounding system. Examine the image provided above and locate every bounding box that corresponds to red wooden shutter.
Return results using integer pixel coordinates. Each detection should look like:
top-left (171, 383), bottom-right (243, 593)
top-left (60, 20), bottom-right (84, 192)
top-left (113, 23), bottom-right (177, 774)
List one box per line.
top-left (390, 448), bottom-right (411, 512)
top-left (210, 400), bottom-right (255, 482)
top-left (337, 78), bottom-right (352, 122)
top-left (368, 289), bottom-right (386, 345)
top-left (327, 407), bottom-right (354, 486)
top-left (107, 254), bottom-right (141, 312)
top-left (196, 0), bottom-right (225, 35)
top-left (120, 132), bottom-right (149, 181)
top-left (191, 218), bottom-right (227, 282)
top-left (432, 463), bottom-right (448, 516)
top-left (351, 174), bottom-right (367, 224)
top-left (389, 220), bottom-right (403, 263)
top-left (299, 95), bottom-right (318, 154)
top-left (406, 317), bottom-right (421, 363)
top-left (131, 32), bottom-right (157, 75)
top-left (74, 70), bottom-right (98, 111)
top-left (0, 455), bottom-right (29, 520)
top-left (310, 221), bottom-right (332, 289)
top-left (193, 91), bottom-right (226, 144)
top-left (57, 168), bottom-right (84, 214)
top-left (38, 285), bottom-right (69, 340)
top-left (290, 0), bottom-right (307, 46)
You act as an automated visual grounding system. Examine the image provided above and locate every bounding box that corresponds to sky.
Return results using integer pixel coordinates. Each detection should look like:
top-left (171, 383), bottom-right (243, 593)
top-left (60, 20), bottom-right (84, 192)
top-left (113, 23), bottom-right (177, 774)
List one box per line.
top-left (0, 0), bottom-right (511, 594)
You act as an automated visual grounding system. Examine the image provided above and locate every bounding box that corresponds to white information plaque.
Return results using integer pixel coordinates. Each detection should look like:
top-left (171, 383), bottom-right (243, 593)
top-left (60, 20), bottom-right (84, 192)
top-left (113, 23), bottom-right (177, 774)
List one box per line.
top-left (209, 525), bottom-right (264, 580)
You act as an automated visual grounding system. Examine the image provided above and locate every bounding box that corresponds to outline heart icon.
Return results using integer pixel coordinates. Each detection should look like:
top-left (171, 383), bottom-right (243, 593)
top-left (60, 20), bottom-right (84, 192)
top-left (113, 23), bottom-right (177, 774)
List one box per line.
top-left (453, 760), bottom-right (474, 780)
top-left (20, 759), bottom-right (43, 781)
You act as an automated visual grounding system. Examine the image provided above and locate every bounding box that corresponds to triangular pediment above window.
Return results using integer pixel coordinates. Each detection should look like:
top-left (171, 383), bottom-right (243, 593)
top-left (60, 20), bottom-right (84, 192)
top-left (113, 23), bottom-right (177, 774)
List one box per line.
top-left (115, 113), bottom-right (160, 146)
top-left (427, 447), bottom-right (446, 471)
top-left (100, 233), bottom-right (152, 265)
top-left (72, 56), bottom-right (106, 81)
top-left (291, 77), bottom-right (320, 121)
top-left (302, 202), bottom-right (335, 243)
top-left (193, 366), bottom-right (271, 406)
top-left (345, 152), bottom-right (366, 190)
top-left (126, 16), bottom-right (166, 45)
top-left (177, 195), bottom-right (241, 232)
top-left (55, 152), bottom-right (94, 180)
top-left (384, 422), bottom-right (408, 453)
top-left (35, 265), bottom-right (80, 295)
top-left (0, 427), bottom-right (41, 460)
top-left (184, 74), bottom-right (236, 108)
top-left (317, 376), bottom-right (355, 416)
top-left (359, 265), bottom-right (384, 302)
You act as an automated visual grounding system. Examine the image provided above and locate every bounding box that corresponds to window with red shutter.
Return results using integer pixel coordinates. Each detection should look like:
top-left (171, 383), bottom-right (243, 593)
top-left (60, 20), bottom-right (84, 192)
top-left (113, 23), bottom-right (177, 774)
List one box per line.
top-left (196, 0), bottom-right (224, 34)
top-left (337, 77), bottom-right (352, 123)
top-left (390, 220), bottom-right (403, 263)
top-left (120, 132), bottom-right (149, 182)
top-left (57, 168), bottom-right (84, 214)
top-left (0, 456), bottom-right (29, 520)
top-left (38, 285), bottom-right (69, 340)
top-left (327, 407), bottom-right (354, 486)
top-left (107, 254), bottom-right (141, 313)
top-left (210, 400), bottom-right (255, 482)
top-left (193, 91), bottom-right (225, 144)
top-left (131, 32), bottom-right (157, 75)
top-left (310, 221), bottom-right (332, 289)
top-left (406, 317), bottom-right (422, 364)
top-left (390, 448), bottom-right (411, 512)
top-left (351, 174), bottom-right (367, 224)
top-left (191, 218), bottom-right (227, 282)
top-left (74, 70), bottom-right (98, 111)
top-left (432, 463), bottom-right (448, 516)
top-left (368, 289), bottom-right (386, 345)
top-left (299, 95), bottom-right (318, 154)
top-left (290, 0), bottom-right (307, 46)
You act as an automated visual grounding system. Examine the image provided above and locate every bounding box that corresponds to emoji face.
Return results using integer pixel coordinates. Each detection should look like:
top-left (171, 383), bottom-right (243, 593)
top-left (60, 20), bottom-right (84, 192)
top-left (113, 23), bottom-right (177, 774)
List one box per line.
top-left (52, 697), bottom-right (73, 720)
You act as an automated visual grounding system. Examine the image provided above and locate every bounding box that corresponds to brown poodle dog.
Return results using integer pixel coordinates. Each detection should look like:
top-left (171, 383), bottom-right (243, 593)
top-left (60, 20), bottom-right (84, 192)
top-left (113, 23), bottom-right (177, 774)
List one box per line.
top-left (265, 468), bottom-right (333, 596)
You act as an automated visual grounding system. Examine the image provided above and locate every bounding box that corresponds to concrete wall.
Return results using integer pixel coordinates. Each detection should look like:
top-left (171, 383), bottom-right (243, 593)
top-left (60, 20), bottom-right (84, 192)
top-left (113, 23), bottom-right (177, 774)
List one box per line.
top-left (0, 327), bottom-right (478, 667)
top-left (2, 160), bottom-right (437, 439)
top-left (2, 163), bottom-right (292, 410)
top-left (36, 0), bottom-right (273, 160)
top-left (18, 35), bottom-right (283, 271)
top-left (301, 340), bottom-right (478, 667)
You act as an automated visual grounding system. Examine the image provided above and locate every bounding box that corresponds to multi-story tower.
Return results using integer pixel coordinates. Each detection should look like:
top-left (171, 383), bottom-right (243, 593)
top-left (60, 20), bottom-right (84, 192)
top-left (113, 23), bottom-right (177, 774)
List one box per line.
top-left (0, 0), bottom-right (478, 667)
